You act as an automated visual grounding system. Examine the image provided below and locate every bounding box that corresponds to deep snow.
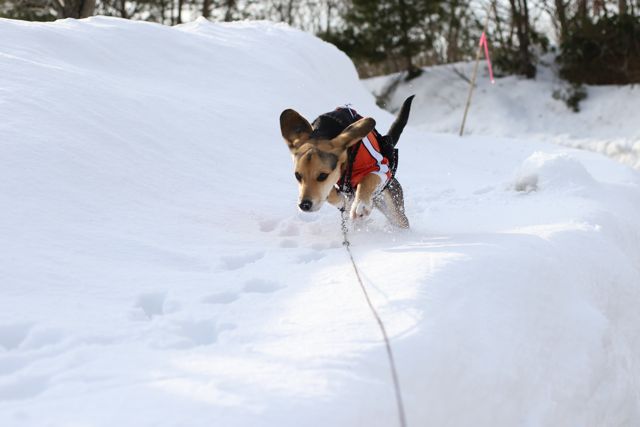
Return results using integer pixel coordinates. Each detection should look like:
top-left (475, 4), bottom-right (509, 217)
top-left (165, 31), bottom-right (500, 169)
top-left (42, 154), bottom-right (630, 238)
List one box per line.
top-left (365, 61), bottom-right (640, 170)
top-left (1, 17), bottom-right (640, 427)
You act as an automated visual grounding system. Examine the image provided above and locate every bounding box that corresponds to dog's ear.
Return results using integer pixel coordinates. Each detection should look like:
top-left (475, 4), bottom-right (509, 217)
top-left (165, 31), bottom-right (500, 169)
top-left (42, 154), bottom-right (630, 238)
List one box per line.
top-left (280, 109), bottom-right (312, 152)
top-left (332, 117), bottom-right (376, 150)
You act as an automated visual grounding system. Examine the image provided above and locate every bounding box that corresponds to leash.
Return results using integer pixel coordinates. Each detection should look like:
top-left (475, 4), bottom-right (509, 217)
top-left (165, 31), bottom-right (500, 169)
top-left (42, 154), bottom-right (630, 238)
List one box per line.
top-left (339, 207), bottom-right (408, 427)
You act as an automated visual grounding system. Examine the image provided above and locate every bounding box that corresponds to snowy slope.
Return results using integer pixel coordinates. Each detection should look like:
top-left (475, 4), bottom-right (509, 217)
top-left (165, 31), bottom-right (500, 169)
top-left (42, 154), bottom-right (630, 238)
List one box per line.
top-left (1, 17), bottom-right (640, 427)
top-left (365, 61), bottom-right (640, 170)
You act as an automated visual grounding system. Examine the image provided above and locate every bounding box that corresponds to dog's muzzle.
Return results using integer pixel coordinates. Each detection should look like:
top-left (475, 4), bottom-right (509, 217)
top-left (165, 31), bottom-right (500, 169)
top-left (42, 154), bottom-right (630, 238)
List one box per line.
top-left (298, 199), bottom-right (313, 212)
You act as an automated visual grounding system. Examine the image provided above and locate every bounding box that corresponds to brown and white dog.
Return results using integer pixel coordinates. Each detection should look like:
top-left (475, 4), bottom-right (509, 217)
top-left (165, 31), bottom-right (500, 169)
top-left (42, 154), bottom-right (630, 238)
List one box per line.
top-left (279, 96), bottom-right (414, 228)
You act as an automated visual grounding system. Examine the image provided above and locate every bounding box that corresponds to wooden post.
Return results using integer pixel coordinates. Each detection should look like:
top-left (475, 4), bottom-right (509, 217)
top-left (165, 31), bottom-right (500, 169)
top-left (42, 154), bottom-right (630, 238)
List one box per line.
top-left (459, 9), bottom-right (491, 137)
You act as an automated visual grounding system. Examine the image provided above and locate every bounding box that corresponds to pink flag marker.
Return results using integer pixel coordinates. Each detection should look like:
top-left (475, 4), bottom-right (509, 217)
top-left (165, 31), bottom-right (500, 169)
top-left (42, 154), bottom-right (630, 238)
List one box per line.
top-left (479, 31), bottom-right (495, 84)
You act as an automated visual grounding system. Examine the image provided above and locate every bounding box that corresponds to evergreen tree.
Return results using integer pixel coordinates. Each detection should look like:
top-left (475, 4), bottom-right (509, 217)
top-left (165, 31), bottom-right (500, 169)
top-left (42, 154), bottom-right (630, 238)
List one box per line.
top-left (325, 0), bottom-right (443, 79)
top-left (0, 0), bottom-right (56, 20)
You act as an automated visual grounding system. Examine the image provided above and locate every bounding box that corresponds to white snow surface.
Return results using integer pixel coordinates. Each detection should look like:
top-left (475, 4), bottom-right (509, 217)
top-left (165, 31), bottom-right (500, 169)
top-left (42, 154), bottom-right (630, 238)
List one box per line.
top-left (365, 61), bottom-right (640, 170)
top-left (2, 17), bottom-right (640, 427)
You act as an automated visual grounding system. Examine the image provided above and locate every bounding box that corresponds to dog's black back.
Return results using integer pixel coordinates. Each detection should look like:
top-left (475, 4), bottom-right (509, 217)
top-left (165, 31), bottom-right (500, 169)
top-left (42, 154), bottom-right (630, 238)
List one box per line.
top-left (309, 108), bottom-right (361, 140)
top-left (310, 95), bottom-right (414, 146)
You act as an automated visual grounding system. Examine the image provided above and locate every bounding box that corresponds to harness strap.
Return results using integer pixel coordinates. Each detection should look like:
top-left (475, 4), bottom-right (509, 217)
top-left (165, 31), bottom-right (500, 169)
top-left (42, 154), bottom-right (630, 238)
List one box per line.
top-left (336, 104), bottom-right (397, 195)
top-left (339, 141), bottom-right (360, 195)
top-left (337, 105), bottom-right (359, 195)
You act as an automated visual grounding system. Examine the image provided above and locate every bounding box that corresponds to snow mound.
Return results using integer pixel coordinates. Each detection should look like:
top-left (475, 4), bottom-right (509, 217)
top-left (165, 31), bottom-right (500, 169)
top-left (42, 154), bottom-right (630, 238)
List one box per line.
top-left (1, 17), bottom-right (640, 427)
top-left (513, 152), bottom-right (596, 193)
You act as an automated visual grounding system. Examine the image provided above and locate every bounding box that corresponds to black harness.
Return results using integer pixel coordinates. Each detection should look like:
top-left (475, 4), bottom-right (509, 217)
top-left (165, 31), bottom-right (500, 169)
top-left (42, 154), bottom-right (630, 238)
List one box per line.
top-left (310, 106), bottom-right (398, 196)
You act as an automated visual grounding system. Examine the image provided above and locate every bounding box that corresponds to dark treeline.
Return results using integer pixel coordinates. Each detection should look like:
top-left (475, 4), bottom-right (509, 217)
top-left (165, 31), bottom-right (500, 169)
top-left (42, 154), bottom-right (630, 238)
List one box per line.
top-left (2, 0), bottom-right (639, 84)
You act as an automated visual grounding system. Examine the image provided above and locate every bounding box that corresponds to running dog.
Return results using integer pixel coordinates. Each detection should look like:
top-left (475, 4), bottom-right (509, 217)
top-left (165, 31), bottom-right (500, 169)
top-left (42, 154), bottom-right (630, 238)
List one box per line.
top-left (279, 96), bottom-right (414, 228)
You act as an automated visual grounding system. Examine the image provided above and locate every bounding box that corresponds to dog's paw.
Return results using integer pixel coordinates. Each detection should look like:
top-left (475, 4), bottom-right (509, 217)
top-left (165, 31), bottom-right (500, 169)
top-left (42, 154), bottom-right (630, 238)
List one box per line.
top-left (350, 199), bottom-right (373, 220)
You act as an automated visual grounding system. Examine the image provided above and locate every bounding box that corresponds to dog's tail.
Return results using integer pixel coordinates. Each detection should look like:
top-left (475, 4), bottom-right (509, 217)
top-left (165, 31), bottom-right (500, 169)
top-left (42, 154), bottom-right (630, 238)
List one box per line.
top-left (386, 95), bottom-right (415, 147)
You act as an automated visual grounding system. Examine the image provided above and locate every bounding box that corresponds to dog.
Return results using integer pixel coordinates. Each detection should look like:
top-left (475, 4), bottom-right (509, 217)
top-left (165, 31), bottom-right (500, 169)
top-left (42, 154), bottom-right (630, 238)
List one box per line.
top-left (279, 96), bottom-right (414, 228)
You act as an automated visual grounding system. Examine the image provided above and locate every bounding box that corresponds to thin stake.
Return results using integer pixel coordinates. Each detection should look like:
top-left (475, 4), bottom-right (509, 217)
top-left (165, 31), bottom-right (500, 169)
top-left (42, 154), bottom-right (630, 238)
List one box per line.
top-left (340, 208), bottom-right (407, 427)
top-left (459, 9), bottom-right (491, 137)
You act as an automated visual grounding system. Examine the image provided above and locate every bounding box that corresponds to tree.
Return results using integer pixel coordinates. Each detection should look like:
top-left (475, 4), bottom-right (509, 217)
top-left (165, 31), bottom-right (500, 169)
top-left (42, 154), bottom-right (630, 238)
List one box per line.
top-left (551, 0), bottom-right (569, 43)
top-left (508, 0), bottom-right (536, 78)
top-left (491, 0), bottom-right (543, 79)
top-left (441, 0), bottom-right (478, 63)
top-left (324, 0), bottom-right (443, 79)
top-left (558, 13), bottom-right (640, 84)
top-left (271, 0), bottom-right (294, 24)
top-left (202, 0), bottom-right (211, 18)
top-left (96, 0), bottom-right (153, 19)
top-left (52, 0), bottom-right (95, 17)
top-left (0, 0), bottom-right (56, 20)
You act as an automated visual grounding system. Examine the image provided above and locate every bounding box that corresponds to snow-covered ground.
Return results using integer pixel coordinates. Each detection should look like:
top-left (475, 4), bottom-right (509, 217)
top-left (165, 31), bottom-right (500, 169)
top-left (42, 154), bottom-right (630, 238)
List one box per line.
top-left (1, 17), bottom-right (640, 426)
top-left (365, 61), bottom-right (640, 170)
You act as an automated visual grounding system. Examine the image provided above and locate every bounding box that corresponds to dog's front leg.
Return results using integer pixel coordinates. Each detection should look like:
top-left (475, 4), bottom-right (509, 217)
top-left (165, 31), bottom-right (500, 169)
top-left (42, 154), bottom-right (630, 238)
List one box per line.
top-left (351, 174), bottom-right (381, 220)
top-left (327, 187), bottom-right (346, 210)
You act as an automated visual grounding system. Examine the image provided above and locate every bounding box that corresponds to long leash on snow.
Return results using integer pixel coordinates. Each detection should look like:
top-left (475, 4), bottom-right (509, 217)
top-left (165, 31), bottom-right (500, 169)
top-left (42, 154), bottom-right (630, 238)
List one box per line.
top-left (339, 207), bottom-right (407, 427)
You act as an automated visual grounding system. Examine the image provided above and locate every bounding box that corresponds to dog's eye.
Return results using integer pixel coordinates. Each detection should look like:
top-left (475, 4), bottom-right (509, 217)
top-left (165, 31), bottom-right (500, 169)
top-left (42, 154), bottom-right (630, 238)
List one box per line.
top-left (295, 172), bottom-right (302, 182)
top-left (317, 173), bottom-right (329, 182)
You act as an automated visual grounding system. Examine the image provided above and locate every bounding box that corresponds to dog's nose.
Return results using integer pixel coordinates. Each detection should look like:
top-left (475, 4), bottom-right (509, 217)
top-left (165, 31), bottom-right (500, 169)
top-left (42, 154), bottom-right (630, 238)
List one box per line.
top-left (299, 200), bottom-right (313, 212)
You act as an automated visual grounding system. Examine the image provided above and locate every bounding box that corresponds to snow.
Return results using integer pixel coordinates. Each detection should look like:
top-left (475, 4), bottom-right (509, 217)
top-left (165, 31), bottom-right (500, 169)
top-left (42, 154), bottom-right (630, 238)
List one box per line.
top-left (365, 61), bottom-right (640, 170)
top-left (1, 16), bottom-right (640, 426)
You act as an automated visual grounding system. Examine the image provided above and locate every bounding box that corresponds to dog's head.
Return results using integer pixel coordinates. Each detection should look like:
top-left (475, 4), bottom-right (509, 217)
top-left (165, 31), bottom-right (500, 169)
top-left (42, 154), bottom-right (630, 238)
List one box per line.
top-left (279, 109), bottom-right (375, 212)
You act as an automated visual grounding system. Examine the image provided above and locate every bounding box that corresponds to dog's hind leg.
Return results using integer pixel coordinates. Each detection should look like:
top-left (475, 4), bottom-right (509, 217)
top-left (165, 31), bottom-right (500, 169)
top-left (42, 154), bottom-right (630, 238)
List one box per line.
top-left (374, 178), bottom-right (409, 229)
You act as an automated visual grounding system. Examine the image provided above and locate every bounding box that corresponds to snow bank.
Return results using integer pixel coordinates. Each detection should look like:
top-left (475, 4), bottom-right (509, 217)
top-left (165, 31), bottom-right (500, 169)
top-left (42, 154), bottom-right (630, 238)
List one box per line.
top-left (2, 17), bottom-right (640, 427)
top-left (512, 152), bottom-right (597, 193)
top-left (365, 61), bottom-right (640, 169)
